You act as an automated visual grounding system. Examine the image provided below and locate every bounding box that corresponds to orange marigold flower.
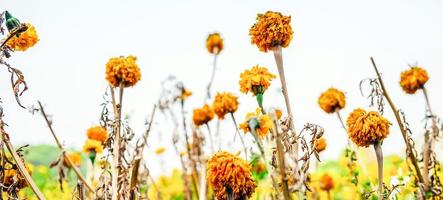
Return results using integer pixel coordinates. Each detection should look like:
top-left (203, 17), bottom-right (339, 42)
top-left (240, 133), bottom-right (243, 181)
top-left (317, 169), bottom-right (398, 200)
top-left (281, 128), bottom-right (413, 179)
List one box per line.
top-left (3, 164), bottom-right (32, 189)
top-left (206, 32), bottom-right (224, 55)
top-left (239, 108), bottom-right (274, 138)
top-left (178, 88), bottom-right (192, 100)
top-left (212, 92), bottom-right (239, 119)
top-left (399, 66), bottom-right (429, 94)
top-left (274, 108), bottom-right (283, 120)
top-left (318, 88), bottom-right (346, 113)
top-left (239, 65), bottom-right (276, 95)
top-left (319, 174), bottom-right (334, 191)
top-left (249, 11), bottom-right (293, 52)
top-left (315, 137), bottom-right (327, 153)
top-left (105, 55), bottom-right (141, 87)
top-left (64, 152), bottom-right (82, 168)
top-left (207, 151), bottom-right (256, 199)
top-left (6, 23), bottom-right (39, 51)
top-left (86, 126), bottom-right (108, 144)
top-left (192, 104), bottom-right (214, 126)
top-left (155, 147), bottom-right (166, 155)
top-left (346, 108), bottom-right (391, 147)
top-left (83, 139), bottom-right (104, 154)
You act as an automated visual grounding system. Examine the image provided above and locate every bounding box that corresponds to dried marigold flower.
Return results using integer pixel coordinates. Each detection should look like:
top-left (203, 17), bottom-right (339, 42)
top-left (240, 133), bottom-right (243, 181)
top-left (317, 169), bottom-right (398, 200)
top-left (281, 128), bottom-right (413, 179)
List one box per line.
top-left (63, 152), bottom-right (82, 168)
top-left (249, 11), bottom-right (293, 52)
top-left (318, 88), bottom-right (346, 113)
top-left (83, 139), bottom-right (104, 154)
top-left (212, 92), bottom-right (239, 119)
top-left (155, 147), bottom-right (166, 155)
top-left (206, 32), bottom-right (224, 55)
top-left (86, 126), bottom-right (108, 144)
top-left (315, 137), bottom-right (327, 153)
top-left (239, 108), bottom-right (273, 138)
top-left (346, 108), bottom-right (391, 147)
top-left (207, 151), bottom-right (256, 199)
top-left (319, 174), bottom-right (334, 191)
top-left (192, 104), bottom-right (214, 126)
top-left (2, 164), bottom-right (32, 189)
top-left (6, 23), bottom-right (39, 51)
top-left (105, 55), bottom-right (141, 87)
top-left (239, 65), bottom-right (276, 95)
top-left (399, 66), bottom-right (429, 94)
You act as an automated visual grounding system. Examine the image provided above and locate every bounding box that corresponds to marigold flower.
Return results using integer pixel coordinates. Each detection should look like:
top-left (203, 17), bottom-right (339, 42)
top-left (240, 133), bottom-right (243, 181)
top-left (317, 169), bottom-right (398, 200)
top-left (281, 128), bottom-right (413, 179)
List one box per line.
top-left (239, 108), bottom-right (274, 138)
top-left (63, 152), bottom-right (82, 168)
top-left (86, 126), bottom-right (108, 144)
top-left (249, 11), bottom-right (293, 52)
top-left (155, 147), bottom-right (166, 155)
top-left (206, 32), bottom-right (224, 55)
top-left (399, 67), bottom-right (429, 94)
top-left (83, 139), bottom-right (104, 154)
top-left (319, 174), bottom-right (334, 191)
top-left (212, 92), bottom-right (239, 119)
top-left (318, 88), bottom-right (346, 113)
top-left (275, 108), bottom-right (283, 120)
top-left (207, 151), bottom-right (256, 199)
top-left (178, 88), bottom-right (192, 100)
top-left (315, 137), bottom-right (327, 153)
top-left (2, 164), bottom-right (32, 189)
top-left (192, 104), bottom-right (214, 126)
top-left (346, 108), bottom-right (391, 147)
top-left (239, 65), bottom-right (276, 95)
top-left (6, 23), bottom-right (39, 51)
top-left (105, 55), bottom-right (141, 87)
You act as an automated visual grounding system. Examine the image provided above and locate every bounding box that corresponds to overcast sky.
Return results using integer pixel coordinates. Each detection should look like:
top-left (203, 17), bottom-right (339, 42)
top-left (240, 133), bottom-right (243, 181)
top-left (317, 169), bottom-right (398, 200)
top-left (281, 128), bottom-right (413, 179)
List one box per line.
top-left (1, 0), bottom-right (442, 174)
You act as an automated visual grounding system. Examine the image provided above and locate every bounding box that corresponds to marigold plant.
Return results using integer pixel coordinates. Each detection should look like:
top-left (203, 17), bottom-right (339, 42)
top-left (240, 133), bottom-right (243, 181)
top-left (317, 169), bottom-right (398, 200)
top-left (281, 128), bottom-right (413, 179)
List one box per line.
top-left (86, 125), bottom-right (108, 144)
top-left (346, 108), bottom-right (391, 147)
top-left (318, 88), bottom-right (346, 113)
top-left (319, 174), bottom-right (334, 191)
top-left (239, 65), bottom-right (276, 95)
top-left (399, 66), bottom-right (429, 94)
top-left (239, 108), bottom-right (273, 138)
top-left (249, 11), bottom-right (293, 52)
top-left (206, 32), bottom-right (224, 55)
top-left (212, 92), bottom-right (239, 119)
top-left (192, 104), bottom-right (214, 126)
top-left (6, 23), bottom-right (39, 51)
top-left (105, 55), bottom-right (141, 87)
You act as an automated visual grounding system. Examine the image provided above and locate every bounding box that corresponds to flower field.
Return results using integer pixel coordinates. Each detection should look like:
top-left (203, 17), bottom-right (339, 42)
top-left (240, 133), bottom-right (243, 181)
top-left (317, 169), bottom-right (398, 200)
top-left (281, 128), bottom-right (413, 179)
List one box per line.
top-left (0, 3), bottom-right (442, 200)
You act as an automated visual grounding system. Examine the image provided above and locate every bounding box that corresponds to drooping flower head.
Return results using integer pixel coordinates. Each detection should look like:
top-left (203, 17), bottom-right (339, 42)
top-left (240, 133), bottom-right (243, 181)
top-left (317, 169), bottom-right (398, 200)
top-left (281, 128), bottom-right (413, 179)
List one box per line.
top-left (86, 126), bottom-right (108, 144)
top-left (105, 55), bottom-right (141, 87)
top-left (207, 151), bottom-right (256, 200)
top-left (212, 92), bottom-right (239, 119)
top-left (239, 108), bottom-right (274, 138)
top-left (206, 32), bottom-right (224, 55)
top-left (2, 164), bottom-right (32, 189)
top-left (315, 137), bottom-right (327, 153)
top-left (239, 65), bottom-right (276, 96)
top-left (346, 108), bottom-right (391, 147)
top-left (83, 139), bottom-right (104, 154)
top-left (249, 11), bottom-right (293, 52)
top-left (155, 147), bottom-right (166, 155)
top-left (192, 104), bottom-right (214, 126)
top-left (399, 66), bottom-right (429, 94)
top-left (6, 23), bottom-right (39, 51)
top-left (319, 174), bottom-right (334, 191)
top-left (63, 152), bottom-right (82, 168)
top-left (318, 88), bottom-right (346, 114)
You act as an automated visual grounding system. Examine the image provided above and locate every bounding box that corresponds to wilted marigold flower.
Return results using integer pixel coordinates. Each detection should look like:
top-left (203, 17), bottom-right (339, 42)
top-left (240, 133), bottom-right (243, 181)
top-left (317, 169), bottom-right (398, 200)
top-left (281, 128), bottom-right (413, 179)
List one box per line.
top-left (192, 104), bottom-right (214, 126)
top-left (318, 88), bottom-right (346, 113)
top-left (212, 92), bottom-right (239, 119)
top-left (239, 108), bottom-right (273, 138)
top-left (6, 23), bottom-right (39, 51)
top-left (399, 67), bottom-right (429, 94)
top-left (239, 65), bottom-right (276, 95)
top-left (319, 174), bottom-right (334, 191)
top-left (315, 137), bottom-right (327, 153)
top-left (155, 147), bottom-right (166, 155)
top-left (249, 11), bottom-right (293, 52)
top-left (86, 126), bottom-right (108, 144)
top-left (206, 32), bottom-right (224, 55)
top-left (83, 139), bottom-right (104, 154)
top-left (346, 108), bottom-right (390, 147)
top-left (105, 55), bottom-right (141, 87)
top-left (207, 151), bottom-right (256, 200)
top-left (64, 152), bottom-right (82, 168)
top-left (2, 164), bottom-right (32, 189)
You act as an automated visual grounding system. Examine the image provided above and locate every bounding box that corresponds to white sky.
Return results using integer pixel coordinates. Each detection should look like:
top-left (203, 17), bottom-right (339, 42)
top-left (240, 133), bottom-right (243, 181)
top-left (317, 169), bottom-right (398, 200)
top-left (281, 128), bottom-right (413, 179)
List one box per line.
top-left (1, 0), bottom-right (443, 175)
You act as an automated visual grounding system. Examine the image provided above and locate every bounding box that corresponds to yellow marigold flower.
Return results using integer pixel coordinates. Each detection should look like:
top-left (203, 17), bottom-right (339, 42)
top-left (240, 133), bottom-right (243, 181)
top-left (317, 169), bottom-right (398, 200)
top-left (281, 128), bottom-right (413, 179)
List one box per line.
top-left (83, 139), bottom-right (104, 154)
top-left (64, 152), bottom-right (82, 168)
top-left (206, 32), bottom-right (224, 55)
top-left (239, 65), bottom-right (276, 95)
top-left (3, 164), bottom-right (32, 189)
top-left (155, 147), bottom-right (166, 155)
top-left (318, 88), bottom-right (346, 113)
top-left (105, 55), bottom-right (141, 87)
top-left (86, 126), bottom-right (108, 144)
top-left (192, 104), bottom-right (214, 126)
top-left (346, 108), bottom-right (391, 147)
top-left (239, 108), bottom-right (274, 138)
top-left (249, 11), bottom-right (293, 52)
top-left (6, 23), bottom-right (39, 51)
top-left (399, 66), bottom-right (429, 94)
top-left (212, 92), bottom-right (239, 119)
top-left (178, 88), bottom-right (192, 100)
top-left (207, 151), bottom-right (256, 199)
top-left (319, 174), bottom-right (334, 191)
top-left (315, 137), bottom-right (327, 153)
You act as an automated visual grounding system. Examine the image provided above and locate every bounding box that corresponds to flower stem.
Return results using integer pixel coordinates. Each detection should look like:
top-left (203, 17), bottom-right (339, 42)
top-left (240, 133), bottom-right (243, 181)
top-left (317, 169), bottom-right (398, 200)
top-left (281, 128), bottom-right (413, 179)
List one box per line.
top-left (230, 113), bottom-right (248, 159)
top-left (111, 84), bottom-right (124, 200)
top-left (373, 142), bottom-right (383, 200)
top-left (422, 86), bottom-right (436, 188)
top-left (206, 123), bottom-right (215, 153)
top-left (206, 54), bottom-right (218, 101)
top-left (273, 119), bottom-right (291, 200)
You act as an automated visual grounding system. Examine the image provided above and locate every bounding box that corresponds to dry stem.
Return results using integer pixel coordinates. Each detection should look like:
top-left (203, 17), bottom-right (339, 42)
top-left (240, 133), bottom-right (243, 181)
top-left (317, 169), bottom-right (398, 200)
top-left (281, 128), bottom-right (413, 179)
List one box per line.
top-left (374, 142), bottom-right (383, 200)
top-left (273, 118), bottom-right (291, 200)
top-left (111, 84), bottom-right (124, 200)
top-left (230, 113), bottom-right (248, 159)
top-left (206, 53), bottom-right (218, 101)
